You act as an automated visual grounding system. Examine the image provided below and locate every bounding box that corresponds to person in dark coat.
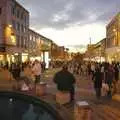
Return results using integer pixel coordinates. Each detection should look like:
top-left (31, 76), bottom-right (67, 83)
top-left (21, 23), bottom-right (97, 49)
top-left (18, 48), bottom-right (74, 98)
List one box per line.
top-left (105, 65), bottom-right (114, 97)
top-left (114, 64), bottom-right (119, 82)
top-left (53, 64), bottom-right (76, 102)
top-left (113, 64), bottom-right (119, 94)
top-left (93, 67), bottom-right (102, 99)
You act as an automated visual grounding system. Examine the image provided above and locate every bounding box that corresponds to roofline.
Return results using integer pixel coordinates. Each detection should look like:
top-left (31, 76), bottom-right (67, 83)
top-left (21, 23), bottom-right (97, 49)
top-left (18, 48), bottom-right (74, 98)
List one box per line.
top-left (29, 28), bottom-right (58, 45)
top-left (106, 12), bottom-right (120, 28)
top-left (14, 0), bottom-right (29, 14)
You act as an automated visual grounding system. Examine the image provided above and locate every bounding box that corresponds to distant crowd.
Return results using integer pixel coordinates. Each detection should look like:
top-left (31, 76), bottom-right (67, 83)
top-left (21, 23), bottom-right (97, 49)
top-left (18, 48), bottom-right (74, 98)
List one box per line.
top-left (0, 60), bottom-right (65, 82)
top-left (67, 61), bottom-right (120, 98)
top-left (0, 59), bottom-right (120, 99)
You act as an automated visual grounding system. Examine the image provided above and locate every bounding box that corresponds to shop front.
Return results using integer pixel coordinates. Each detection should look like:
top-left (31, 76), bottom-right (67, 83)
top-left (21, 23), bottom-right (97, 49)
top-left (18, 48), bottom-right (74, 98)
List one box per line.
top-left (22, 53), bottom-right (29, 63)
top-left (0, 53), bottom-right (20, 67)
top-left (106, 47), bottom-right (120, 63)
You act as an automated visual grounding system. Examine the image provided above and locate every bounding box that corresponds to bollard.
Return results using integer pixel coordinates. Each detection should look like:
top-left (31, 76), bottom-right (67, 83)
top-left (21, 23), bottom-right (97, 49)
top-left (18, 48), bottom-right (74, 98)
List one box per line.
top-left (74, 101), bottom-right (92, 120)
top-left (36, 82), bottom-right (47, 96)
top-left (56, 91), bottom-right (70, 105)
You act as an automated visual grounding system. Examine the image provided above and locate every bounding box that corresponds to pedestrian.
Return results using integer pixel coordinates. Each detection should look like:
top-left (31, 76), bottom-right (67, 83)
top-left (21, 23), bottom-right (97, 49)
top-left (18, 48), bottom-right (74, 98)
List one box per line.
top-left (114, 64), bottom-right (119, 82)
top-left (93, 66), bottom-right (102, 99)
top-left (91, 63), bottom-right (95, 81)
top-left (105, 65), bottom-right (114, 98)
top-left (32, 60), bottom-right (42, 84)
top-left (11, 63), bottom-right (21, 80)
top-left (53, 64), bottom-right (76, 102)
top-left (21, 64), bottom-right (35, 83)
top-left (112, 64), bottom-right (119, 94)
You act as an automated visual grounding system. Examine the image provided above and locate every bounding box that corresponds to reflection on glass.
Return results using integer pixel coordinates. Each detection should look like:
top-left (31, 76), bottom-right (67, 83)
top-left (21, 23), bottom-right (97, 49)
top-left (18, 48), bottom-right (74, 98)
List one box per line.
top-left (0, 97), bottom-right (55, 120)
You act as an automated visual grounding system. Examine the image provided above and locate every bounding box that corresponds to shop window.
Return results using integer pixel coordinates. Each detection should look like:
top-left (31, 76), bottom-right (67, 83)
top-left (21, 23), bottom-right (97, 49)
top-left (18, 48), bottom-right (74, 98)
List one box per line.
top-left (17, 22), bottom-right (20, 32)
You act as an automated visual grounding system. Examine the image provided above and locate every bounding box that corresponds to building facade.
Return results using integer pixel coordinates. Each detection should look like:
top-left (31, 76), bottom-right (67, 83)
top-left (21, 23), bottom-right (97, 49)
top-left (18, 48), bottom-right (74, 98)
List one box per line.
top-left (84, 38), bottom-right (106, 62)
top-left (0, 0), bottom-right (29, 65)
top-left (106, 13), bottom-right (120, 62)
top-left (0, 0), bottom-right (64, 67)
top-left (28, 29), bottom-right (42, 61)
top-left (93, 38), bottom-right (106, 62)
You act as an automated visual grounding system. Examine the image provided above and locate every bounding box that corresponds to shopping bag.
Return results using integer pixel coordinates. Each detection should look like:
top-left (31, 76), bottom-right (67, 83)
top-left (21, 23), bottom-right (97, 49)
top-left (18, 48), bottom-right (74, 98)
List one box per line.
top-left (36, 82), bottom-right (47, 96)
top-left (102, 83), bottom-right (109, 91)
top-left (101, 83), bottom-right (109, 96)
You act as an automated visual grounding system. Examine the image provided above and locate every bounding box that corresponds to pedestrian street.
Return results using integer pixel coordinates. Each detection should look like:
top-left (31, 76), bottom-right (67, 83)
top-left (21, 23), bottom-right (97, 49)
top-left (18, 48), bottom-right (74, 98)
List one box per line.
top-left (41, 68), bottom-right (120, 120)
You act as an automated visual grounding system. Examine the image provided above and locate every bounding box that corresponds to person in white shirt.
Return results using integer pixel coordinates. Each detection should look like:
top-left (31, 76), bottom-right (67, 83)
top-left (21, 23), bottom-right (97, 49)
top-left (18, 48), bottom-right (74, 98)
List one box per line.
top-left (32, 60), bottom-right (41, 84)
top-left (91, 64), bottom-right (95, 80)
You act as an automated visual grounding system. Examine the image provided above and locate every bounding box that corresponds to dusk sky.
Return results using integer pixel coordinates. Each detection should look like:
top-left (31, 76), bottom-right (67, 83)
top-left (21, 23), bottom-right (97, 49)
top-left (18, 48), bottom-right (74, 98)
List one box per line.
top-left (17, 0), bottom-right (120, 52)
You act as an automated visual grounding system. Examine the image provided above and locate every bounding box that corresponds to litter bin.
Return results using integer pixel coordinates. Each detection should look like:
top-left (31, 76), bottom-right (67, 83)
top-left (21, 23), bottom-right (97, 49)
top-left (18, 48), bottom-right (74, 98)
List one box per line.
top-left (36, 82), bottom-right (47, 96)
top-left (74, 101), bottom-right (92, 120)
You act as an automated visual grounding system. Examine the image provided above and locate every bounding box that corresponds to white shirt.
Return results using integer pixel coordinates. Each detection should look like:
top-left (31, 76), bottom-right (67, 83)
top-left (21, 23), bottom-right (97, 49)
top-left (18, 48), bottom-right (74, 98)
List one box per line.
top-left (91, 65), bottom-right (95, 71)
top-left (101, 66), bottom-right (104, 73)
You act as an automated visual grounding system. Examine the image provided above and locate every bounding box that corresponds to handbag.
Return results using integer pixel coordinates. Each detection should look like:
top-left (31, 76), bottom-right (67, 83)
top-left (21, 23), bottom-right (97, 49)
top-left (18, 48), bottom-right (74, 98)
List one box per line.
top-left (101, 83), bottom-right (109, 96)
top-left (102, 83), bottom-right (109, 91)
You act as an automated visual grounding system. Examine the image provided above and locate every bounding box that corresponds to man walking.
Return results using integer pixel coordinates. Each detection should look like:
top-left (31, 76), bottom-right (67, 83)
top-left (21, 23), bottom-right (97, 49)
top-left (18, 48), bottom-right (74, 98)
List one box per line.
top-left (53, 64), bottom-right (76, 102)
top-left (93, 66), bottom-right (102, 99)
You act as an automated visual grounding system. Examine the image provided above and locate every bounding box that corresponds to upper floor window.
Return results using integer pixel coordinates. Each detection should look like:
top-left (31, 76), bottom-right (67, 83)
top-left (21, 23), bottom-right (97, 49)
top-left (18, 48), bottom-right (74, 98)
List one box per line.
top-left (30, 35), bottom-right (32, 41)
top-left (17, 22), bottom-right (20, 32)
top-left (24, 27), bottom-right (26, 33)
top-left (11, 6), bottom-right (15, 16)
top-left (12, 20), bottom-right (16, 30)
top-left (24, 16), bottom-right (26, 23)
top-left (17, 35), bottom-right (20, 47)
top-left (17, 9), bottom-right (20, 18)
top-left (0, 8), bottom-right (2, 15)
top-left (21, 36), bottom-right (23, 48)
top-left (21, 12), bottom-right (24, 20)
top-left (21, 24), bottom-right (24, 33)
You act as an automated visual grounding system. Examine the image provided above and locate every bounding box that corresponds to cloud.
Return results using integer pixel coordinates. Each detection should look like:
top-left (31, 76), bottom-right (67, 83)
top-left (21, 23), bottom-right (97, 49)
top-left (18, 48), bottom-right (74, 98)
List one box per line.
top-left (17, 0), bottom-right (120, 29)
top-left (51, 2), bottom-right (74, 23)
top-left (17, 0), bottom-right (120, 50)
top-left (38, 23), bottom-right (106, 46)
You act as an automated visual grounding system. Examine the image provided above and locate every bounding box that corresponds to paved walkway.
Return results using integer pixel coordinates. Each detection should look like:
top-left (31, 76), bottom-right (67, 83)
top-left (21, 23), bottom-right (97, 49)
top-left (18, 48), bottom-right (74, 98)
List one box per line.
top-left (0, 68), bottom-right (120, 119)
top-left (41, 68), bottom-right (120, 120)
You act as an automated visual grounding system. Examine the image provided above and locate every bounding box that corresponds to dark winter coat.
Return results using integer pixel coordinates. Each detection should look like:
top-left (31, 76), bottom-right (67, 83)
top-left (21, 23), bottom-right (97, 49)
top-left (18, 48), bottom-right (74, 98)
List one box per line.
top-left (105, 69), bottom-right (114, 85)
top-left (94, 70), bottom-right (102, 88)
top-left (53, 70), bottom-right (75, 91)
top-left (114, 66), bottom-right (119, 81)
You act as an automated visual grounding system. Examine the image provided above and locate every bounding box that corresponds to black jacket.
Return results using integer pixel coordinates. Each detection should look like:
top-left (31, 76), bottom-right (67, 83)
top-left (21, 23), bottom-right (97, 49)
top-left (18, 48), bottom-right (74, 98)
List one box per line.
top-left (53, 70), bottom-right (75, 91)
top-left (94, 70), bottom-right (102, 88)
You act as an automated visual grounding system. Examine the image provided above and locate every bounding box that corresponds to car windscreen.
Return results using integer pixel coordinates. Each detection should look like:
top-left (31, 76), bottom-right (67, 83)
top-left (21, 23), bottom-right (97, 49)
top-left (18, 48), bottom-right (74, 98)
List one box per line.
top-left (0, 92), bottom-right (60, 120)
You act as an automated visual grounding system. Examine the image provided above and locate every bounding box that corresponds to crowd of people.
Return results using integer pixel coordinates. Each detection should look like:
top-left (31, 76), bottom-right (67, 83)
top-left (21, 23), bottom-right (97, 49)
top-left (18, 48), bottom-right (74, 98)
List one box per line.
top-left (66, 61), bottom-right (120, 99)
top-left (0, 59), bottom-right (120, 101)
top-left (0, 60), bottom-right (46, 83)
